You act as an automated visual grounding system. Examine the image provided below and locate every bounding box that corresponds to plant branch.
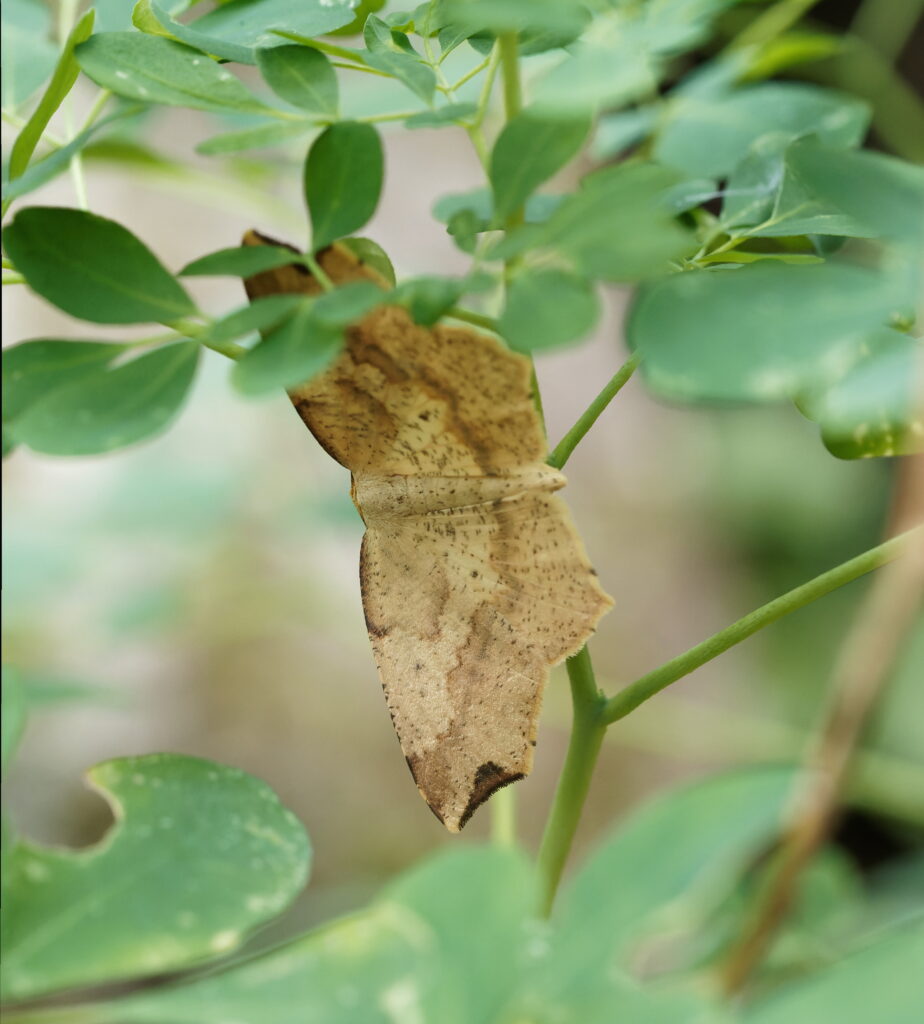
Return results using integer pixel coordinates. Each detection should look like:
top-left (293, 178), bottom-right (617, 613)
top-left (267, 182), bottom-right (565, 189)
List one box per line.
top-left (720, 460), bottom-right (924, 995)
top-left (602, 526), bottom-right (923, 725)
top-left (536, 647), bottom-right (608, 916)
top-left (447, 306), bottom-right (498, 332)
top-left (547, 353), bottom-right (640, 470)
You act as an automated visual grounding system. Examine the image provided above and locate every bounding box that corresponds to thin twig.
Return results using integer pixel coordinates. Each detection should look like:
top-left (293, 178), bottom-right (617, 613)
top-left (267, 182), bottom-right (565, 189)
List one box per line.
top-left (720, 456), bottom-right (924, 995)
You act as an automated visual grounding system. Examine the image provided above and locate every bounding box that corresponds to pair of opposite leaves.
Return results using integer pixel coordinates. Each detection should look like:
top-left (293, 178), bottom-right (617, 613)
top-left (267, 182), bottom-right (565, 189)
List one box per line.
top-left (243, 232), bottom-right (612, 831)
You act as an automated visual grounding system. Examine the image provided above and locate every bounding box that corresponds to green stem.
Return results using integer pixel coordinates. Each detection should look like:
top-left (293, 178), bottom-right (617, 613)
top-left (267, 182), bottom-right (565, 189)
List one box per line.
top-left (167, 318), bottom-right (245, 361)
top-left (303, 252), bottom-right (334, 290)
top-left (490, 786), bottom-right (518, 847)
top-left (357, 110), bottom-right (426, 124)
top-left (450, 56), bottom-right (491, 93)
top-left (729, 0), bottom-right (823, 51)
top-left (602, 526), bottom-right (923, 725)
top-left (536, 646), bottom-right (607, 916)
top-left (547, 353), bottom-right (640, 470)
top-left (446, 306), bottom-right (498, 332)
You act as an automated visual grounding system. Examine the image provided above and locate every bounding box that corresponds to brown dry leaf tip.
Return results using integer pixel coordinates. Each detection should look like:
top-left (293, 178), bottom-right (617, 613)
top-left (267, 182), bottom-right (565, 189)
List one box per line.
top-left (243, 230), bottom-right (614, 831)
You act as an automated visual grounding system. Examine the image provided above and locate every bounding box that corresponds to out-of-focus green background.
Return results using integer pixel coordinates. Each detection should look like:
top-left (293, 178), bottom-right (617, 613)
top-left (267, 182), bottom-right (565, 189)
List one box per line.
top-left (3, 0), bottom-right (922, 946)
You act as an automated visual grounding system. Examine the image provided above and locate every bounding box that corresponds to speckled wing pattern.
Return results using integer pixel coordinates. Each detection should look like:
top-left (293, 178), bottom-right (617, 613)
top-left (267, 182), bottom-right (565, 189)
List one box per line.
top-left (243, 232), bottom-right (613, 831)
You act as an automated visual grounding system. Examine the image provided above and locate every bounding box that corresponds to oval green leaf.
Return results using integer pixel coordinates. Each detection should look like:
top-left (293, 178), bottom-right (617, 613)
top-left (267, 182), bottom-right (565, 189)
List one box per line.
top-left (233, 303), bottom-right (344, 395)
top-left (2, 339), bottom-right (126, 425)
top-left (629, 261), bottom-right (916, 402)
top-left (3, 207), bottom-right (196, 324)
top-left (256, 44), bottom-right (339, 116)
top-left (181, 245), bottom-right (303, 278)
top-left (0, 754), bottom-right (309, 1001)
top-left (305, 122), bottom-right (384, 252)
top-left (500, 268), bottom-right (599, 353)
top-left (490, 110), bottom-right (591, 221)
top-left (75, 32), bottom-right (274, 114)
top-left (12, 342), bottom-right (200, 455)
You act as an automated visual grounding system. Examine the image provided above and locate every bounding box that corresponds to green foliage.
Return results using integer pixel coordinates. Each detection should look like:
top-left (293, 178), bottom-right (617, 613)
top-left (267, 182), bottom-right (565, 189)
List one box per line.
top-left (0, 0), bottom-right (59, 111)
top-left (500, 269), bottom-right (599, 353)
top-left (1, 754), bottom-right (309, 1001)
top-left (1, 670), bottom-right (26, 778)
top-left (256, 44), bottom-right (339, 117)
top-left (145, 0), bottom-right (358, 65)
top-left (3, 207), bottom-right (195, 323)
top-left (304, 122), bottom-right (384, 251)
top-left (744, 923), bottom-right (924, 1024)
top-left (3, 1), bottom-right (922, 1019)
top-left (6, 9), bottom-right (95, 185)
top-left (629, 262), bottom-right (914, 403)
top-left (76, 32), bottom-right (277, 113)
top-left (180, 244), bottom-right (302, 278)
top-left (9, 342), bottom-right (200, 455)
top-left (490, 111), bottom-right (591, 221)
top-left (233, 300), bottom-right (344, 395)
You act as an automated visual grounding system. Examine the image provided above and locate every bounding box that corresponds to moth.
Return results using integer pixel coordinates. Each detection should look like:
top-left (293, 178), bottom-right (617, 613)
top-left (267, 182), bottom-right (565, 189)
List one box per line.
top-left (243, 232), bottom-right (613, 830)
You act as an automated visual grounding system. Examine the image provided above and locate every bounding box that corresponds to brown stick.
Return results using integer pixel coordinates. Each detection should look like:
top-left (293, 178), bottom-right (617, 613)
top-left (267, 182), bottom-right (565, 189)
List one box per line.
top-left (720, 454), bottom-right (924, 996)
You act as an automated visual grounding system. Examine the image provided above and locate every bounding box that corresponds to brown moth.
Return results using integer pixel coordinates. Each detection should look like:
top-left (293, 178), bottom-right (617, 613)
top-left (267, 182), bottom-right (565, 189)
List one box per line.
top-left (243, 231), bottom-right (613, 831)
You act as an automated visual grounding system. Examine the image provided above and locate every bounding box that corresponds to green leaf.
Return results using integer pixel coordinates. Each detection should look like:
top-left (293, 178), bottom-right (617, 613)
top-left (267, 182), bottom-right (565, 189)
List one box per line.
top-left (0, 754), bottom-right (309, 1001)
top-left (741, 31), bottom-right (843, 82)
top-left (0, 0), bottom-right (58, 111)
top-left (2, 339), bottom-right (127, 425)
top-left (531, 45), bottom-right (656, 117)
top-left (405, 102), bottom-right (476, 129)
top-left (340, 236), bottom-right (396, 286)
top-left (799, 329), bottom-right (924, 460)
top-left (3, 207), bottom-right (196, 324)
top-left (75, 33), bottom-right (275, 114)
top-left (655, 83), bottom-right (870, 178)
top-left (441, 0), bottom-right (588, 35)
top-left (629, 261), bottom-right (915, 402)
top-left (382, 847), bottom-right (536, 1023)
top-left (12, 343), bottom-right (200, 455)
top-left (391, 276), bottom-right (466, 326)
top-left (311, 281), bottom-right (384, 327)
top-left (534, 768), bottom-right (795, 1012)
top-left (6, 9), bottom-right (95, 184)
top-left (177, 0), bottom-right (359, 65)
top-left (257, 44), bottom-right (338, 116)
top-left (1, 669), bottom-right (26, 779)
top-left (497, 162), bottom-right (693, 281)
top-left (305, 122), bottom-right (384, 252)
top-left (103, 903), bottom-right (444, 1023)
top-left (490, 110), bottom-right (591, 221)
top-left (181, 245), bottom-right (303, 278)
top-left (233, 303), bottom-right (344, 395)
top-left (500, 269), bottom-right (599, 353)
top-left (785, 140), bottom-right (924, 248)
top-left (196, 119), bottom-right (315, 156)
top-left (208, 295), bottom-right (305, 343)
top-left (745, 922), bottom-right (924, 1024)
top-left (363, 49), bottom-right (436, 103)
top-left (2, 105), bottom-right (146, 203)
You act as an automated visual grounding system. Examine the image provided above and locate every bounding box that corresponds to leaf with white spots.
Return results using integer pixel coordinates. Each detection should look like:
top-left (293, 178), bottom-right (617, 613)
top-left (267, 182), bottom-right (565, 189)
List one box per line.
top-left (0, 754), bottom-right (310, 1002)
top-left (84, 847), bottom-right (530, 1024)
top-left (91, 901), bottom-right (447, 1024)
top-left (9, 342), bottom-right (200, 456)
top-left (75, 32), bottom-right (277, 114)
top-left (628, 260), bottom-right (916, 402)
top-left (797, 329), bottom-right (924, 459)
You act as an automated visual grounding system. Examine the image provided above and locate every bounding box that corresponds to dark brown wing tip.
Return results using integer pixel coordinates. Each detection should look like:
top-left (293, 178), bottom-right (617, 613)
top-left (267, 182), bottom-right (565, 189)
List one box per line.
top-left (405, 756), bottom-right (525, 833)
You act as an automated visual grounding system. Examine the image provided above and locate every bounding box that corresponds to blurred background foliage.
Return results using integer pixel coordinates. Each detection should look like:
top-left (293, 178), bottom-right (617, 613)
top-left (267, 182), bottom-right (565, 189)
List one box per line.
top-left (2, 0), bottom-right (922, 961)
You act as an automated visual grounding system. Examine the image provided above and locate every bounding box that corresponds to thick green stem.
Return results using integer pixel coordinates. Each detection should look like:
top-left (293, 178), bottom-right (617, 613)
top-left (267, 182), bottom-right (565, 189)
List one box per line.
top-left (603, 526), bottom-right (923, 725)
top-left (547, 353), bottom-right (640, 470)
top-left (536, 646), bottom-right (607, 916)
top-left (447, 306), bottom-right (498, 332)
